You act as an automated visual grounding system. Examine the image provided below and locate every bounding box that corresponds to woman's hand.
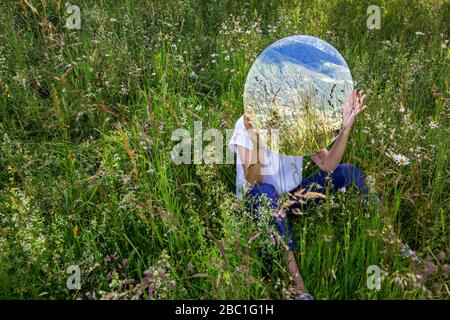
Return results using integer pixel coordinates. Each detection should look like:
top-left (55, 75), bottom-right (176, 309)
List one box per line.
top-left (240, 114), bottom-right (266, 184)
top-left (343, 89), bottom-right (367, 129)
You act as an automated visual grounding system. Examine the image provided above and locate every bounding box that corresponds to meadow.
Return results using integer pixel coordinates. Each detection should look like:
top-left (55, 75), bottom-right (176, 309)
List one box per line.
top-left (0, 0), bottom-right (448, 299)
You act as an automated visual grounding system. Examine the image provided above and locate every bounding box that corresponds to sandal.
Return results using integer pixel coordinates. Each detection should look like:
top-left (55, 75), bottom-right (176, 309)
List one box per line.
top-left (294, 292), bottom-right (315, 300)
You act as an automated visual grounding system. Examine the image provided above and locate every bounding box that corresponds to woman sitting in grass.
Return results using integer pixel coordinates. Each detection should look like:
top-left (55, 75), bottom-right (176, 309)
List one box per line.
top-left (228, 89), bottom-right (369, 300)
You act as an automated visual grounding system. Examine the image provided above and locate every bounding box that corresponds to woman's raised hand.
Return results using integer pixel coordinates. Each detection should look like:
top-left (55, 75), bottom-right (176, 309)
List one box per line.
top-left (243, 114), bottom-right (259, 143)
top-left (343, 89), bottom-right (368, 129)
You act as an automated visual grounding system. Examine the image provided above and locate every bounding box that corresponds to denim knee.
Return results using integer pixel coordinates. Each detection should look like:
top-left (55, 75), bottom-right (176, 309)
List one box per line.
top-left (246, 183), bottom-right (296, 251)
top-left (335, 163), bottom-right (367, 192)
top-left (246, 183), bottom-right (279, 211)
top-left (274, 218), bottom-right (296, 251)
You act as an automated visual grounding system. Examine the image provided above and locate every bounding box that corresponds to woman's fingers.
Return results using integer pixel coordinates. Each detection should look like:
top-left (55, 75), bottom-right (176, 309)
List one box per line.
top-left (353, 90), bottom-right (366, 109)
top-left (244, 114), bottom-right (254, 130)
top-left (351, 89), bottom-right (357, 104)
top-left (360, 94), bottom-right (366, 106)
top-left (355, 105), bottom-right (368, 115)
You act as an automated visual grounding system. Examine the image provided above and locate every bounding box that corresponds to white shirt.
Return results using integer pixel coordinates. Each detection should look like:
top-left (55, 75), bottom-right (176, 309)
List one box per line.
top-left (228, 115), bottom-right (303, 199)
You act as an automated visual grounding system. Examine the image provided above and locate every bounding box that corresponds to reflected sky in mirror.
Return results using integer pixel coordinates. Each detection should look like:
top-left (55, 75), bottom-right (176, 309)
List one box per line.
top-left (244, 35), bottom-right (353, 156)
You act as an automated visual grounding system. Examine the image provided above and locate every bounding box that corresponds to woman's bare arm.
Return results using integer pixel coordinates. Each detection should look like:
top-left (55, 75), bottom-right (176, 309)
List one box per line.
top-left (237, 114), bottom-right (265, 184)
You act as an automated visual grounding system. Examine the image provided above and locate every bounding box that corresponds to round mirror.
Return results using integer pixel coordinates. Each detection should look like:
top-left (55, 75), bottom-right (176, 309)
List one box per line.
top-left (243, 35), bottom-right (353, 156)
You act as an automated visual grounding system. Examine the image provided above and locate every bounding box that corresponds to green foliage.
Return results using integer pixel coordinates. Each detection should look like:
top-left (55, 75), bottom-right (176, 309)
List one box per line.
top-left (0, 0), bottom-right (448, 299)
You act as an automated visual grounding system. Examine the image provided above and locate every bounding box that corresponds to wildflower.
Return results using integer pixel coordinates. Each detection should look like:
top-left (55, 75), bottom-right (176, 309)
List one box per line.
top-left (269, 232), bottom-right (276, 246)
top-left (442, 264), bottom-right (450, 276)
top-left (399, 243), bottom-right (416, 258)
top-left (429, 121), bottom-right (439, 129)
top-left (366, 175), bottom-right (376, 194)
top-left (392, 153), bottom-right (410, 166)
top-left (248, 232), bottom-right (260, 244)
top-left (411, 61), bottom-right (420, 73)
top-left (211, 59), bottom-right (216, 64)
top-left (423, 256), bottom-right (437, 277)
top-left (308, 182), bottom-right (323, 191)
top-left (224, 55), bottom-right (230, 61)
top-left (273, 207), bottom-right (285, 222)
top-left (399, 106), bottom-right (406, 113)
top-left (415, 31), bottom-right (425, 36)
top-left (119, 84), bottom-right (128, 95)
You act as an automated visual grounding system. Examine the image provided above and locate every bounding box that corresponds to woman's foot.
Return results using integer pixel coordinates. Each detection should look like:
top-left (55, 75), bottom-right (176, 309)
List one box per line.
top-left (294, 292), bottom-right (315, 300)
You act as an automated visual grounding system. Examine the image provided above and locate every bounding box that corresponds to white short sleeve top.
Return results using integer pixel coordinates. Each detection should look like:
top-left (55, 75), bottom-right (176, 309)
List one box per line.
top-left (228, 115), bottom-right (303, 199)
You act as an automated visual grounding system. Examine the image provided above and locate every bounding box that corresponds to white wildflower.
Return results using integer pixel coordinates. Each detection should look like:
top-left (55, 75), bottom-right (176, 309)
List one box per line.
top-left (119, 84), bottom-right (128, 95)
top-left (393, 153), bottom-right (410, 166)
top-left (429, 121), bottom-right (439, 129)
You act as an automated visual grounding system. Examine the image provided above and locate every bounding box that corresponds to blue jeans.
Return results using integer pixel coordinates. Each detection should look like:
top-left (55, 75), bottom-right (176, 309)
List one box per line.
top-left (245, 163), bottom-right (368, 251)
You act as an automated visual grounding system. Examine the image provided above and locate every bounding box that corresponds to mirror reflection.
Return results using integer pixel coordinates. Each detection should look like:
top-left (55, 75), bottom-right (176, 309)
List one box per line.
top-left (243, 35), bottom-right (353, 156)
